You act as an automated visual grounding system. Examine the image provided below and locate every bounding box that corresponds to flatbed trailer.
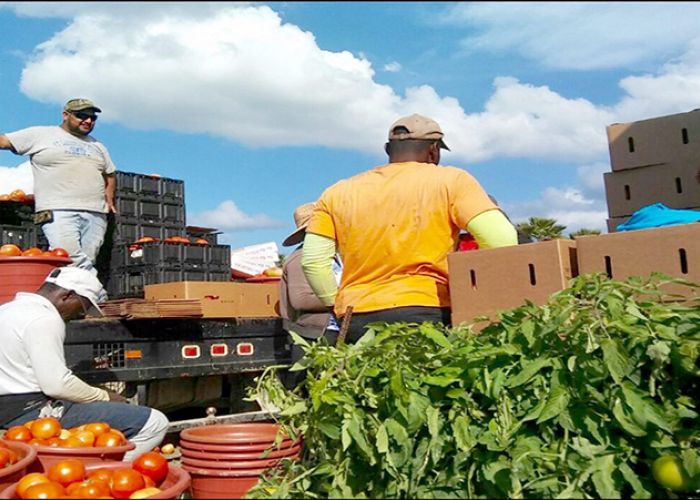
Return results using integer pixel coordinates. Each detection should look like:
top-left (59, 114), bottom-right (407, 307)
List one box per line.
top-left (64, 316), bottom-right (292, 419)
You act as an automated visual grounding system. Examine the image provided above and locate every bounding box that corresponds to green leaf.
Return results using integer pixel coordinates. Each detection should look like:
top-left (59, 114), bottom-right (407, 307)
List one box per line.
top-left (612, 397), bottom-right (647, 437)
top-left (601, 338), bottom-right (632, 384)
top-left (591, 455), bottom-right (620, 499)
top-left (279, 401), bottom-right (307, 416)
top-left (317, 421), bottom-right (341, 439)
top-left (346, 414), bottom-right (375, 464)
top-left (618, 461), bottom-right (651, 499)
top-left (452, 415), bottom-right (473, 452)
top-left (505, 357), bottom-right (551, 388)
top-left (418, 323), bottom-right (451, 349)
top-left (537, 385), bottom-right (570, 424)
top-left (376, 424), bottom-right (389, 454)
top-left (621, 382), bottom-right (674, 432)
top-left (427, 406), bottom-right (441, 438)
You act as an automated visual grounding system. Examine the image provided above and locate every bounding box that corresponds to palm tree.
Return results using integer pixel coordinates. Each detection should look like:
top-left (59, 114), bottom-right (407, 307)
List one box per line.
top-left (516, 217), bottom-right (567, 241)
top-left (569, 228), bottom-right (601, 239)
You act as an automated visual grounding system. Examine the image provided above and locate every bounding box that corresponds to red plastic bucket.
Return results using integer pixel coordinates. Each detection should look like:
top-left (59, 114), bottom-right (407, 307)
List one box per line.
top-left (180, 443), bottom-right (301, 461)
top-left (0, 442), bottom-right (38, 492)
top-left (179, 423), bottom-right (294, 445)
top-left (181, 454), bottom-right (299, 470)
top-left (182, 465), bottom-right (270, 499)
top-left (179, 438), bottom-right (299, 453)
top-left (28, 441), bottom-right (136, 472)
top-left (0, 460), bottom-right (191, 499)
top-left (0, 256), bottom-right (72, 305)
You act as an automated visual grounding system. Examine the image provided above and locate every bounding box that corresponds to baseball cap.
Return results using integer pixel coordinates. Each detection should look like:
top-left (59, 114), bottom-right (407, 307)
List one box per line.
top-left (64, 98), bottom-right (102, 114)
top-left (388, 113), bottom-right (450, 150)
top-left (44, 267), bottom-right (105, 316)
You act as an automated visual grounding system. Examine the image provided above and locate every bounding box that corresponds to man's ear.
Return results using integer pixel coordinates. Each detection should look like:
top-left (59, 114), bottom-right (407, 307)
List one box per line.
top-left (384, 142), bottom-right (390, 156)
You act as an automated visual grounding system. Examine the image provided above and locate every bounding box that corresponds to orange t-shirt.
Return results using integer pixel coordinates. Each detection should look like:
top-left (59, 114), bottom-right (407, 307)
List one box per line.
top-left (306, 161), bottom-right (497, 315)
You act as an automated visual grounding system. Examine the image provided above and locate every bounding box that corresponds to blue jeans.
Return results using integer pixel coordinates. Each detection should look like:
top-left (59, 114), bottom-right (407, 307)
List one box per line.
top-left (40, 210), bottom-right (107, 276)
top-left (4, 401), bottom-right (150, 439)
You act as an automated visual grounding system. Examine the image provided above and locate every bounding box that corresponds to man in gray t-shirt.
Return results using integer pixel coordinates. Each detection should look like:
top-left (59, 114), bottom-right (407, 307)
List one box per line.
top-left (0, 98), bottom-right (117, 283)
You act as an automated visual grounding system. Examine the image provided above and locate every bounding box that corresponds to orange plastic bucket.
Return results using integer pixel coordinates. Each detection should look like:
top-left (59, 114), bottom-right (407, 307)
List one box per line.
top-left (0, 256), bottom-right (72, 305)
top-left (0, 441), bottom-right (38, 492)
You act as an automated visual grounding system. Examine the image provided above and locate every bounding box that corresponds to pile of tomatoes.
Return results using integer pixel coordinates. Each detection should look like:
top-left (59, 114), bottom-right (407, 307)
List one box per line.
top-left (13, 451), bottom-right (169, 499)
top-left (0, 189), bottom-right (32, 203)
top-left (0, 441), bottom-right (20, 469)
top-left (127, 236), bottom-right (210, 253)
top-left (3, 417), bottom-right (128, 449)
top-left (0, 245), bottom-right (69, 259)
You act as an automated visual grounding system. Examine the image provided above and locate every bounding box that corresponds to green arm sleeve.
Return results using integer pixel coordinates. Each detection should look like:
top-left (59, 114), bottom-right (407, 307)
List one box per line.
top-left (466, 209), bottom-right (518, 249)
top-left (300, 233), bottom-right (338, 307)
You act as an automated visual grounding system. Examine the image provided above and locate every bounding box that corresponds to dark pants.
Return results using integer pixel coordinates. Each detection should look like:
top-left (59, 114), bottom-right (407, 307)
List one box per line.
top-left (281, 329), bottom-right (339, 390)
top-left (343, 306), bottom-right (451, 344)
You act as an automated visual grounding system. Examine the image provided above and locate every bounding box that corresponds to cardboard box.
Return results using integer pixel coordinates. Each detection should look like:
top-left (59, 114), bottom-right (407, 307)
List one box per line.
top-left (604, 161), bottom-right (700, 217)
top-left (144, 281), bottom-right (280, 318)
top-left (607, 109), bottom-right (700, 171)
top-left (576, 224), bottom-right (700, 297)
top-left (448, 239), bottom-right (578, 326)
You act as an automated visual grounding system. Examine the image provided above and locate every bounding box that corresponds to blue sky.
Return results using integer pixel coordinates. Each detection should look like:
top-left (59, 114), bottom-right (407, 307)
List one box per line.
top-left (2, 1), bottom-right (700, 254)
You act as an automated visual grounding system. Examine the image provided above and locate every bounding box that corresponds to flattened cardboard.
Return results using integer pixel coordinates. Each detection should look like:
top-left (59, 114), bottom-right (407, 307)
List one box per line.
top-left (604, 161), bottom-right (700, 217)
top-left (576, 224), bottom-right (700, 298)
top-left (144, 281), bottom-right (280, 318)
top-left (448, 239), bottom-right (578, 326)
top-left (607, 109), bottom-right (700, 171)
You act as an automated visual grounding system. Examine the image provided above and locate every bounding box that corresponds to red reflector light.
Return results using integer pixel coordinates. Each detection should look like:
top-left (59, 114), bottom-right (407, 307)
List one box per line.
top-left (182, 345), bottom-right (200, 358)
top-left (211, 344), bottom-right (228, 356)
top-left (236, 343), bottom-right (254, 356)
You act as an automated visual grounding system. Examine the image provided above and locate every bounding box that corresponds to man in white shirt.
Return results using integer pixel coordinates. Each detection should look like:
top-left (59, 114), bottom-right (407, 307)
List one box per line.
top-left (0, 267), bottom-right (168, 460)
top-left (0, 98), bottom-right (117, 280)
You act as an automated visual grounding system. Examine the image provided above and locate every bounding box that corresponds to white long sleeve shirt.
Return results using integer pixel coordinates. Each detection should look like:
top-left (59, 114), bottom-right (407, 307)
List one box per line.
top-left (0, 293), bottom-right (109, 402)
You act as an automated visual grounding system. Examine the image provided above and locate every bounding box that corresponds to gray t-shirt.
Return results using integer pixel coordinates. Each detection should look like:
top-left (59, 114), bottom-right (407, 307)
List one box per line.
top-left (6, 126), bottom-right (117, 213)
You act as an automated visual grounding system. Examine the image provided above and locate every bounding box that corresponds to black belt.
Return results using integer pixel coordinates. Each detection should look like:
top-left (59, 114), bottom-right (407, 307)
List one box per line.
top-left (0, 392), bottom-right (50, 427)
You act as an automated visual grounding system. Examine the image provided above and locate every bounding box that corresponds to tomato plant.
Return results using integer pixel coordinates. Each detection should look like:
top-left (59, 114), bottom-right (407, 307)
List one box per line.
top-left (245, 273), bottom-right (700, 499)
top-left (132, 451), bottom-right (168, 485)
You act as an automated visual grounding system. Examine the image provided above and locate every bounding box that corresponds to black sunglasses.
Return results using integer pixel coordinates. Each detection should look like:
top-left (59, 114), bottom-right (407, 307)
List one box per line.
top-left (72, 111), bottom-right (98, 121)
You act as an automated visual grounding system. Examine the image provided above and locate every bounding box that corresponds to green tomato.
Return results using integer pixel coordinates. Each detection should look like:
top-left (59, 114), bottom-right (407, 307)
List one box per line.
top-left (652, 455), bottom-right (691, 492)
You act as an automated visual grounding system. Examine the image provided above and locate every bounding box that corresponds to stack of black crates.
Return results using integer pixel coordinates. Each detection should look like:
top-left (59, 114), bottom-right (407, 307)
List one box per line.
top-left (97, 171), bottom-right (231, 299)
top-left (0, 200), bottom-right (48, 249)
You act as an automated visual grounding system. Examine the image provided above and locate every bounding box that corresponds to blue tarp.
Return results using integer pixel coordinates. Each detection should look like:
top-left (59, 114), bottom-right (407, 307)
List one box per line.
top-left (616, 203), bottom-right (700, 231)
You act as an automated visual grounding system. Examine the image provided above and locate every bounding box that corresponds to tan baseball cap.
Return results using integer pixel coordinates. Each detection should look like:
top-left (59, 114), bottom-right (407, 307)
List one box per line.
top-left (283, 202), bottom-right (316, 247)
top-left (64, 98), bottom-right (102, 113)
top-left (388, 113), bottom-right (450, 150)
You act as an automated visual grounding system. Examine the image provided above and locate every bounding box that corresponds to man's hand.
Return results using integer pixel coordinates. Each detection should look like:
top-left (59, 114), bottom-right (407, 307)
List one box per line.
top-left (106, 198), bottom-right (117, 214)
top-left (0, 134), bottom-right (17, 153)
top-left (106, 390), bottom-right (128, 403)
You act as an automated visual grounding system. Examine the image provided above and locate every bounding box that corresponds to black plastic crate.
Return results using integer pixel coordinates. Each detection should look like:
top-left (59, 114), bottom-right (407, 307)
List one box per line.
top-left (115, 171), bottom-right (185, 202)
top-left (161, 178), bottom-right (185, 201)
top-left (0, 224), bottom-right (35, 248)
top-left (0, 201), bottom-right (34, 226)
top-left (115, 171), bottom-right (138, 195)
top-left (207, 245), bottom-right (231, 269)
top-left (162, 203), bottom-right (185, 224)
top-left (104, 265), bottom-right (185, 299)
top-left (107, 218), bottom-right (186, 244)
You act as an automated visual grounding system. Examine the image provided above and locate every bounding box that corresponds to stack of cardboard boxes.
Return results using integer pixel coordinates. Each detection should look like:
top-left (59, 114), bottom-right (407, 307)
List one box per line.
top-left (604, 109), bottom-right (700, 231)
top-left (449, 109), bottom-right (700, 326)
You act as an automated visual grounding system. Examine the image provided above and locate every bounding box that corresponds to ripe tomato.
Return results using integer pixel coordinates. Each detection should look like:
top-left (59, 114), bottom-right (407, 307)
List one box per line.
top-left (194, 238), bottom-right (210, 245)
top-left (0, 244), bottom-right (22, 257)
top-left (84, 422), bottom-right (111, 437)
top-left (22, 480), bottom-right (65, 499)
top-left (132, 451), bottom-right (168, 486)
top-left (47, 458), bottom-right (85, 486)
top-left (50, 247), bottom-right (69, 258)
top-left (95, 430), bottom-right (124, 448)
top-left (8, 189), bottom-right (26, 202)
top-left (0, 448), bottom-right (10, 468)
top-left (73, 480), bottom-right (111, 498)
top-left (4, 425), bottom-right (33, 442)
top-left (16, 472), bottom-right (50, 498)
top-left (86, 467), bottom-right (114, 484)
top-left (21, 247), bottom-right (43, 257)
top-left (57, 436), bottom-right (86, 448)
top-left (72, 430), bottom-right (96, 447)
top-left (30, 417), bottom-right (62, 440)
top-left (109, 468), bottom-right (145, 499)
top-left (27, 438), bottom-right (49, 447)
top-left (128, 486), bottom-right (163, 498)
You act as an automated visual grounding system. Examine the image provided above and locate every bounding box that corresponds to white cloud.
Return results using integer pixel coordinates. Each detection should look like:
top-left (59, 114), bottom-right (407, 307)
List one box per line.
top-left (383, 61), bottom-right (402, 73)
top-left (0, 162), bottom-right (33, 194)
top-left (444, 2), bottom-right (700, 71)
top-left (188, 200), bottom-right (282, 232)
